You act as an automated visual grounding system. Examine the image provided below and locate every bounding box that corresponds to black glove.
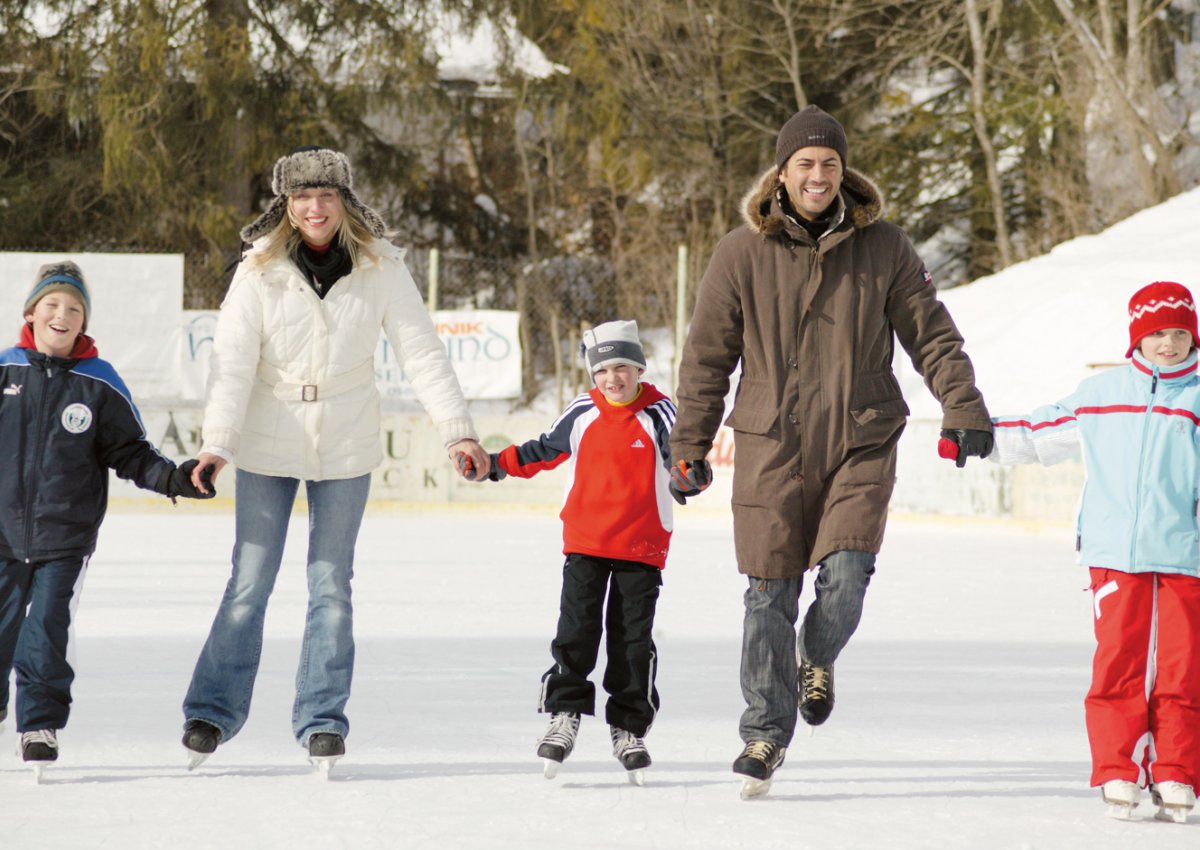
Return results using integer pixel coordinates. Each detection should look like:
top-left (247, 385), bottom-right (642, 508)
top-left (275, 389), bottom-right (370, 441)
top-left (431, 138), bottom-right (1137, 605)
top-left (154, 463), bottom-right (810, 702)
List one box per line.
top-left (669, 459), bottom-right (713, 505)
top-left (167, 459), bottom-right (216, 500)
top-left (937, 428), bottom-right (994, 469)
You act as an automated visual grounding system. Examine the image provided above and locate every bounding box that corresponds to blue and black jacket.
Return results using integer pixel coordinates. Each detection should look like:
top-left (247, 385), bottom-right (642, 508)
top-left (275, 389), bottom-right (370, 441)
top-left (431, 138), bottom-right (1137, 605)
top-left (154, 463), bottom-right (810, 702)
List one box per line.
top-left (0, 329), bottom-right (177, 562)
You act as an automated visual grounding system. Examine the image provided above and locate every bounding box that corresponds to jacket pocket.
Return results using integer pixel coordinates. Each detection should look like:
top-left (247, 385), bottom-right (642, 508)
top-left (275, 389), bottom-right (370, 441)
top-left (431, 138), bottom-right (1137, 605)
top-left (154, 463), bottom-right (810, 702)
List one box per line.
top-left (724, 378), bottom-right (779, 436)
top-left (849, 371), bottom-right (909, 426)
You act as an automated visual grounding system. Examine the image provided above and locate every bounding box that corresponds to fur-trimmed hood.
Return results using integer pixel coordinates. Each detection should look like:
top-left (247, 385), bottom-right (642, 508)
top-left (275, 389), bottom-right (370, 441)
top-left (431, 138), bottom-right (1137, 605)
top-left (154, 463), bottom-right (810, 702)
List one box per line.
top-left (740, 166), bottom-right (884, 239)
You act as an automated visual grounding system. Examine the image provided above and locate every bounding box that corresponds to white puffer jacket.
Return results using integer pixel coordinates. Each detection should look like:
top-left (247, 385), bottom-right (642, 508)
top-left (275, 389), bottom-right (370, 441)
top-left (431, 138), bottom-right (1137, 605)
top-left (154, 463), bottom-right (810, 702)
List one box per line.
top-left (200, 238), bottom-right (477, 480)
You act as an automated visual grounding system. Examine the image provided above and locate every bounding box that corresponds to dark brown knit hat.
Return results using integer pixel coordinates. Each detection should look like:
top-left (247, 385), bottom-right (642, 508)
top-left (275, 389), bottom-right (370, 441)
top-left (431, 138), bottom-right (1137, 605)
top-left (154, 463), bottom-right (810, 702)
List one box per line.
top-left (775, 105), bottom-right (848, 171)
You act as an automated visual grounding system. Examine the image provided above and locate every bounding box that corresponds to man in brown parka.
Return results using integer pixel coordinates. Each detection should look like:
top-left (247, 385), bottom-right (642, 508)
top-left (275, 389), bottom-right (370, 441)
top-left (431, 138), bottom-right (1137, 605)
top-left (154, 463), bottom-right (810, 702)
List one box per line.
top-left (668, 105), bottom-right (994, 795)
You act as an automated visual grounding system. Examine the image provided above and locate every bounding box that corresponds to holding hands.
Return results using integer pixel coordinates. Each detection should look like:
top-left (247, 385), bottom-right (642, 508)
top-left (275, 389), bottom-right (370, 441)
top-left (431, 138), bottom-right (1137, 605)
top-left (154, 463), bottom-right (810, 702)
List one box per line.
top-left (169, 458), bottom-right (218, 500)
top-left (669, 459), bottom-right (713, 505)
top-left (450, 439), bottom-right (492, 481)
top-left (937, 428), bottom-right (994, 468)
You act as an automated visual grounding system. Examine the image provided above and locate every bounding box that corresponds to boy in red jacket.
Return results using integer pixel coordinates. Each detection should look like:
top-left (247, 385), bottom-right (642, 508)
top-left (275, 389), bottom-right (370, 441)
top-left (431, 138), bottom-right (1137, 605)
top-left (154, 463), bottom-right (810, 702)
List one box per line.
top-left (469, 320), bottom-right (676, 783)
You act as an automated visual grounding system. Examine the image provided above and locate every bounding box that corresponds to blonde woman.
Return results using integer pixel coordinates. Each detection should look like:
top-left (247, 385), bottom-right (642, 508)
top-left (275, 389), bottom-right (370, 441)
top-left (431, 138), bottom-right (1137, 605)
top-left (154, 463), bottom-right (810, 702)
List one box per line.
top-left (181, 147), bottom-right (489, 774)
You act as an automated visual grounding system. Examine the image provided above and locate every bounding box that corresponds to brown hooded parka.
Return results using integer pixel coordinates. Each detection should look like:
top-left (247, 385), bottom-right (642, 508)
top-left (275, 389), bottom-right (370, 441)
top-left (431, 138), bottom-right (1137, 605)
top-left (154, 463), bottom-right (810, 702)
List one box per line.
top-left (671, 167), bottom-right (991, 579)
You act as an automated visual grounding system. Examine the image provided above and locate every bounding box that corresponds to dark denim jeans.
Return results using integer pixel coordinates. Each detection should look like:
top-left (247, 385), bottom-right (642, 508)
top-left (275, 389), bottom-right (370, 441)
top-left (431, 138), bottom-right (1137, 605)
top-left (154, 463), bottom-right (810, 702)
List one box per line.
top-left (0, 555), bottom-right (87, 731)
top-left (739, 550), bottom-right (875, 746)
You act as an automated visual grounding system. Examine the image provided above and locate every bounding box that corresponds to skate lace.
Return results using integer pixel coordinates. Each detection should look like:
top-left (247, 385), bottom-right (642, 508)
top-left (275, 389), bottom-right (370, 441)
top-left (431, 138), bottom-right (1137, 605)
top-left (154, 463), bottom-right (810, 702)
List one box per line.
top-left (1152, 781), bottom-right (1196, 808)
top-left (801, 664), bottom-right (831, 701)
top-left (742, 740), bottom-right (780, 764)
top-left (21, 729), bottom-right (57, 748)
top-left (542, 713), bottom-right (580, 747)
top-left (610, 727), bottom-right (647, 758)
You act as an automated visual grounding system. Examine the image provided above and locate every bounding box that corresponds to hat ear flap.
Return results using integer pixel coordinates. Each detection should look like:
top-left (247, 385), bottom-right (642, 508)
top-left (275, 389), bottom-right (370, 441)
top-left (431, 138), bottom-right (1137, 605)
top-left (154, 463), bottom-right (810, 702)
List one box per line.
top-left (239, 195), bottom-right (289, 244)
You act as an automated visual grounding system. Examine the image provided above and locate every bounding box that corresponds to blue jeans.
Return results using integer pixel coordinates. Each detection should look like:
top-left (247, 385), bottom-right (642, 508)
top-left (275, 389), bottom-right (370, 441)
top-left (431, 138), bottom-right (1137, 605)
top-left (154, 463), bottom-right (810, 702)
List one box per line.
top-left (183, 470), bottom-right (370, 745)
top-left (0, 556), bottom-right (87, 731)
top-left (739, 550), bottom-right (875, 746)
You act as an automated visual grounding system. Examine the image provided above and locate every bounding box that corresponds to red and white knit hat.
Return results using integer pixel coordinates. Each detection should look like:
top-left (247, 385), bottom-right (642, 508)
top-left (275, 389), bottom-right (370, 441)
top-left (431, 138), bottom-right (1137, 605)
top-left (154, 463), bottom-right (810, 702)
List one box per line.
top-left (1126, 281), bottom-right (1198, 358)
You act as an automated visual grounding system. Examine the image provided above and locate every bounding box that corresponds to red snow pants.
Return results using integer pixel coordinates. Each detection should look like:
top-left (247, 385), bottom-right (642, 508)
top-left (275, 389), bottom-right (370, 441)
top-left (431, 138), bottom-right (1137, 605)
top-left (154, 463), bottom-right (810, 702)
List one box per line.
top-left (1086, 567), bottom-right (1200, 788)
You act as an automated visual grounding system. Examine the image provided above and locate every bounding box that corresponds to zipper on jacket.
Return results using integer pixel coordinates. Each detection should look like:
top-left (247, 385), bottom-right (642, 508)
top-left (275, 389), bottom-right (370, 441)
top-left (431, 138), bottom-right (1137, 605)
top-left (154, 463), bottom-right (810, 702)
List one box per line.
top-left (1129, 366), bottom-right (1160, 568)
top-left (22, 362), bottom-right (54, 562)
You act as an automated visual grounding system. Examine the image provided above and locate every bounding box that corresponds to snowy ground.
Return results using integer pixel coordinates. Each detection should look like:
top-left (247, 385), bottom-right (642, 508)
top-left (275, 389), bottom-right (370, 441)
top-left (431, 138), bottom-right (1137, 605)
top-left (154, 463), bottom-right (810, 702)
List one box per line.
top-left (3, 505), bottom-right (1197, 850)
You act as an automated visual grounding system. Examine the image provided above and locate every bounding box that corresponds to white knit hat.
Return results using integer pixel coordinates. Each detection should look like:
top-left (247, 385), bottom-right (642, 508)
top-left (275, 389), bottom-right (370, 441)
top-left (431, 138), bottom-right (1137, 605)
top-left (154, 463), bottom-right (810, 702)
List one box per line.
top-left (581, 320), bottom-right (647, 373)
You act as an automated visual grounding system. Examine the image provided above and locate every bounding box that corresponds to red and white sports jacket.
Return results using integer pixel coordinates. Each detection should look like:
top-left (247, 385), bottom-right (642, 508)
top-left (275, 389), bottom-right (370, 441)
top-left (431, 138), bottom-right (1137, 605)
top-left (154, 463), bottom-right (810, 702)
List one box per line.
top-left (495, 383), bottom-right (676, 568)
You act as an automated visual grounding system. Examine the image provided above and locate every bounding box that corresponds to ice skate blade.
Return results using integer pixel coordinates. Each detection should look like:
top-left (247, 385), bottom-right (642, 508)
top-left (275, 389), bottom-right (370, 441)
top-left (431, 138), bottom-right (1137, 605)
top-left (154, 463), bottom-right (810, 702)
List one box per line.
top-left (740, 777), bottom-right (772, 799)
top-left (31, 763), bottom-right (46, 784)
top-left (807, 724), bottom-right (815, 737)
top-left (626, 768), bottom-right (645, 786)
top-left (1105, 802), bottom-right (1137, 821)
top-left (1155, 806), bottom-right (1190, 824)
top-left (186, 750), bottom-right (210, 771)
top-left (310, 756), bottom-right (340, 779)
top-left (542, 758), bottom-right (561, 779)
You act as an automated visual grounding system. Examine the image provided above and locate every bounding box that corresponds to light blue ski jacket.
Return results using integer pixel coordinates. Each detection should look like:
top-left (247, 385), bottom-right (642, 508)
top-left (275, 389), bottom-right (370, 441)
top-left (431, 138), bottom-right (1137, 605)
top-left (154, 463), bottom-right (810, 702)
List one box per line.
top-left (990, 351), bottom-right (1200, 577)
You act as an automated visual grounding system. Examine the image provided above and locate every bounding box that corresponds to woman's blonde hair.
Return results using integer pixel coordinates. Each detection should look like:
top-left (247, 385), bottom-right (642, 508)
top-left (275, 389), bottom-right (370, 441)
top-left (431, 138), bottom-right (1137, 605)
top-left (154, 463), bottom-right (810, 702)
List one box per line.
top-left (249, 191), bottom-right (382, 268)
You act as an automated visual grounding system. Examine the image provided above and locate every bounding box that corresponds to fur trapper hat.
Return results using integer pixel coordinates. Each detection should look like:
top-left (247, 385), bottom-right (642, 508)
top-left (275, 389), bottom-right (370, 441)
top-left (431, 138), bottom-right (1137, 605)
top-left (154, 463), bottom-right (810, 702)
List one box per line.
top-left (581, 320), bottom-right (647, 373)
top-left (25, 261), bottom-right (91, 331)
top-left (240, 146), bottom-right (389, 243)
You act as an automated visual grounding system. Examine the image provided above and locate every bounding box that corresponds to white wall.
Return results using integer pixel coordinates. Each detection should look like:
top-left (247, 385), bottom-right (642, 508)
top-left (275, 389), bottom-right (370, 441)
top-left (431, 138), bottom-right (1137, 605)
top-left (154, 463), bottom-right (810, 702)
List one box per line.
top-left (2, 252), bottom-right (183, 398)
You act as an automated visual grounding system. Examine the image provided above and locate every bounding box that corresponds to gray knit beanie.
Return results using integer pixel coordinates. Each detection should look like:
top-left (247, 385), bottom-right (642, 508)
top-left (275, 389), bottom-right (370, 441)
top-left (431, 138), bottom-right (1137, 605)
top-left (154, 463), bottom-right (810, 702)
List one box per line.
top-left (25, 261), bottom-right (91, 331)
top-left (581, 320), bottom-right (647, 373)
top-left (240, 146), bottom-right (389, 243)
top-left (775, 105), bottom-right (849, 171)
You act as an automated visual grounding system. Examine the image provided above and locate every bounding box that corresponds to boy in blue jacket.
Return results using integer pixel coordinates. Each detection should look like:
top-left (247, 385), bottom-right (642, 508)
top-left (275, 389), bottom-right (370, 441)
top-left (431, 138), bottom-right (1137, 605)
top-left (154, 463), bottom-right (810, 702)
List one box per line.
top-left (987, 281), bottom-right (1200, 823)
top-left (0, 262), bottom-right (213, 777)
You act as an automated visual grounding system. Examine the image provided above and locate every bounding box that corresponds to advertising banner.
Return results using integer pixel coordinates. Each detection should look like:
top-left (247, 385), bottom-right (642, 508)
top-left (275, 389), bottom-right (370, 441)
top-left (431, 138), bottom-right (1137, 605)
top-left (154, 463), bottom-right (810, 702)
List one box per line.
top-left (182, 309), bottom-right (521, 400)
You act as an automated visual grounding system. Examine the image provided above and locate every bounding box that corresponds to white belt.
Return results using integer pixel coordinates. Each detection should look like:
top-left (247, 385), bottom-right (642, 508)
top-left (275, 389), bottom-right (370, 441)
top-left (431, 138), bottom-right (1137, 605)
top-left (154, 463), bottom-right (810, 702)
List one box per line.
top-left (257, 360), bottom-right (375, 403)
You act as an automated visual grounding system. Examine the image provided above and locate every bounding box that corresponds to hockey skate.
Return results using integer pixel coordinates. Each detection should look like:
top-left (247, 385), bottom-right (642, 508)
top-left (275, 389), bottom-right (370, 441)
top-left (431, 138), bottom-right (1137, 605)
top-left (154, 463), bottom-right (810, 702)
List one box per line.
top-left (733, 740), bottom-right (786, 799)
top-left (1151, 781), bottom-right (1195, 824)
top-left (536, 712), bottom-right (580, 779)
top-left (182, 719), bottom-right (221, 770)
top-left (1101, 779), bottom-right (1140, 820)
top-left (610, 726), bottom-right (651, 786)
top-left (307, 733), bottom-right (345, 779)
top-left (20, 729), bottom-right (59, 784)
top-left (798, 659), bottom-right (834, 731)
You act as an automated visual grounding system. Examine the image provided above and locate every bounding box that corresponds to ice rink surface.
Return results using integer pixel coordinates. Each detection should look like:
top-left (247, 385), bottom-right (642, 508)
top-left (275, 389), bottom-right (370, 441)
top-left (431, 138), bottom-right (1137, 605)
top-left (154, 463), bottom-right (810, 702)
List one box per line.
top-left (2, 505), bottom-right (1196, 849)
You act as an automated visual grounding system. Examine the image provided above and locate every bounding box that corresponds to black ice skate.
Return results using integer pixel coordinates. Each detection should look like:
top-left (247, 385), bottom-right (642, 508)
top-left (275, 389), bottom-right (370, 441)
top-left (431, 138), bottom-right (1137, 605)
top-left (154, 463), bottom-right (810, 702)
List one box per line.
top-left (307, 732), bottom-right (345, 779)
top-left (536, 712), bottom-right (580, 779)
top-left (798, 659), bottom-right (834, 730)
top-left (610, 726), bottom-right (651, 786)
top-left (20, 729), bottom-right (59, 784)
top-left (182, 719), bottom-right (222, 770)
top-left (733, 740), bottom-right (786, 799)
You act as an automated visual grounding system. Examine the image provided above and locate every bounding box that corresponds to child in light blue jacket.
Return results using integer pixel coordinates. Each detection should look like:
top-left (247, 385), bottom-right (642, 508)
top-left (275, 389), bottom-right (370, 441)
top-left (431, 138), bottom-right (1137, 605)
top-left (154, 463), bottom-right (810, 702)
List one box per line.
top-left (990, 281), bottom-right (1200, 823)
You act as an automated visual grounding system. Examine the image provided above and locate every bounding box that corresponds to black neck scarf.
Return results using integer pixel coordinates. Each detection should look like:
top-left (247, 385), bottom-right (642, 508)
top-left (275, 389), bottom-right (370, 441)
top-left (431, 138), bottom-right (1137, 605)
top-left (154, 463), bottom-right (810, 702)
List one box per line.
top-left (294, 240), bottom-right (354, 299)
